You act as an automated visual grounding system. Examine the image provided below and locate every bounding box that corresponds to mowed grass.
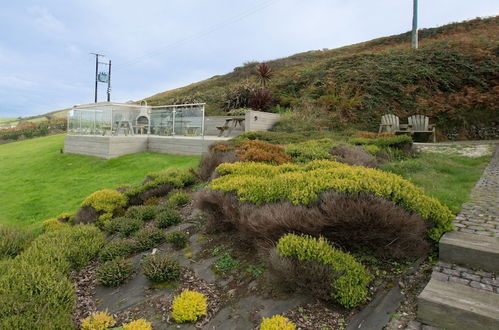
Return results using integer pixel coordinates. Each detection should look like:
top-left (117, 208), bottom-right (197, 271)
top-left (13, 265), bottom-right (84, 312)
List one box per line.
top-left (380, 151), bottom-right (491, 214)
top-left (0, 134), bottom-right (200, 228)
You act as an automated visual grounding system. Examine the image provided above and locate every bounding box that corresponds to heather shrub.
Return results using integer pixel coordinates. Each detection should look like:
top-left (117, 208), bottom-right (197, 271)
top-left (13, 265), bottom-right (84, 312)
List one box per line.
top-left (81, 189), bottom-right (127, 221)
top-left (116, 218), bottom-right (144, 237)
top-left (260, 315), bottom-right (296, 330)
top-left (81, 311), bottom-right (115, 330)
top-left (42, 218), bottom-right (69, 233)
top-left (56, 212), bottom-right (75, 223)
top-left (236, 140), bottom-right (291, 164)
top-left (166, 231), bottom-right (189, 249)
top-left (126, 205), bottom-right (158, 221)
top-left (273, 234), bottom-right (371, 308)
top-left (144, 197), bottom-right (161, 205)
top-left (168, 190), bottom-right (191, 207)
top-left (330, 144), bottom-right (377, 168)
top-left (134, 227), bottom-right (165, 251)
top-left (142, 253), bottom-right (181, 282)
top-left (0, 225), bottom-right (35, 259)
top-left (74, 206), bottom-right (100, 224)
top-left (350, 134), bottom-right (412, 150)
top-left (123, 318), bottom-right (153, 330)
top-left (171, 290), bottom-right (208, 323)
top-left (231, 130), bottom-right (337, 145)
top-left (99, 239), bottom-right (135, 262)
top-left (155, 209), bottom-right (182, 229)
top-left (97, 258), bottom-right (133, 287)
top-left (208, 160), bottom-right (453, 241)
top-left (198, 148), bottom-right (239, 181)
top-left (285, 138), bottom-right (336, 162)
top-left (362, 144), bottom-right (381, 155)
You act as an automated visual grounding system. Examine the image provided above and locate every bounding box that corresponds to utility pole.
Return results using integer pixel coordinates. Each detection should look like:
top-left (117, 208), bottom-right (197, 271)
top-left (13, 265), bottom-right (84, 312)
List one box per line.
top-left (107, 60), bottom-right (112, 102)
top-left (412, 0), bottom-right (418, 49)
top-left (90, 53), bottom-right (105, 102)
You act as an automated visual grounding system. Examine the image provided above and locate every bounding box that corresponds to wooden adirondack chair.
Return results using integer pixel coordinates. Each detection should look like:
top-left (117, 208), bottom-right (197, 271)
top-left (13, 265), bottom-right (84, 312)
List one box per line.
top-left (408, 115), bottom-right (436, 142)
top-left (378, 114), bottom-right (400, 133)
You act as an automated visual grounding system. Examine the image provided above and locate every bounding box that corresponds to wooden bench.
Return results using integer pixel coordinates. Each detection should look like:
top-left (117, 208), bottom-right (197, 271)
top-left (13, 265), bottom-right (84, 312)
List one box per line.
top-left (408, 115), bottom-right (436, 142)
top-left (379, 114), bottom-right (402, 133)
top-left (216, 125), bottom-right (230, 137)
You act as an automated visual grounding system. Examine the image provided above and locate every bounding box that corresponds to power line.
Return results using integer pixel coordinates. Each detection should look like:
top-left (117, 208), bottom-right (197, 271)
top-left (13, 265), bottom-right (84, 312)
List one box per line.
top-left (114, 0), bottom-right (280, 71)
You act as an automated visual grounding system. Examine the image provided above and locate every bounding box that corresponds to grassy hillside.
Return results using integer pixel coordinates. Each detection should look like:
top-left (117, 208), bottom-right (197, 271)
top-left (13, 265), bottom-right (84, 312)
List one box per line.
top-left (0, 135), bottom-right (199, 228)
top-left (145, 17), bottom-right (499, 139)
top-left (0, 108), bottom-right (68, 127)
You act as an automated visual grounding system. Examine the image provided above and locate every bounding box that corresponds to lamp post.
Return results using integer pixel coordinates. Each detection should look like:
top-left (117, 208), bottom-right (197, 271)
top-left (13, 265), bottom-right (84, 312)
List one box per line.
top-left (412, 0), bottom-right (418, 49)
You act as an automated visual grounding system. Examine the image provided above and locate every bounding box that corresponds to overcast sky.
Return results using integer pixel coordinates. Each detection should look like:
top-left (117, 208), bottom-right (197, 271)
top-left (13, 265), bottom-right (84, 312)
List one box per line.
top-left (0, 1), bottom-right (497, 118)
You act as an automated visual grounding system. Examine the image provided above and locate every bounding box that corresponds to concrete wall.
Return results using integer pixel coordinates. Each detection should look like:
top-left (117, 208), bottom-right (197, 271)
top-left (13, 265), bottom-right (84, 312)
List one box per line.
top-left (148, 136), bottom-right (214, 156)
top-left (244, 110), bottom-right (281, 132)
top-left (203, 116), bottom-right (244, 137)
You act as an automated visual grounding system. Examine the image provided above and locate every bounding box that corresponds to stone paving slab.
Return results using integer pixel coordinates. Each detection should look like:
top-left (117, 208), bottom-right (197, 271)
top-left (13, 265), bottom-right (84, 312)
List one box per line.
top-left (432, 261), bottom-right (498, 294)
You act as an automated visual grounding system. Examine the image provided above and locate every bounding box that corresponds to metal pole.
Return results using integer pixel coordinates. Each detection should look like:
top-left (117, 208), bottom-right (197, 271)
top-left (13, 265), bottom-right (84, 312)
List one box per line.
top-left (412, 0), bottom-right (418, 49)
top-left (107, 60), bottom-right (112, 102)
top-left (94, 55), bottom-right (99, 102)
top-left (172, 108), bottom-right (176, 136)
top-left (201, 105), bottom-right (205, 137)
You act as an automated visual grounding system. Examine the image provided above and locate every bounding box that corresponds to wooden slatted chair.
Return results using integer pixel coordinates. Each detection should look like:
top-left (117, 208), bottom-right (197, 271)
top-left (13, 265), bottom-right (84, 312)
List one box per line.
top-left (378, 114), bottom-right (400, 133)
top-left (408, 115), bottom-right (436, 142)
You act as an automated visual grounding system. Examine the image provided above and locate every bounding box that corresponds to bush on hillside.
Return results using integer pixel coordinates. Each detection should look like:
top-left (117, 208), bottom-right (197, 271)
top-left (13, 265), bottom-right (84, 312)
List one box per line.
top-left (168, 190), bottom-right (191, 207)
top-left (115, 218), bottom-right (144, 237)
top-left (271, 234), bottom-right (371, 308)
top-left (330, 144), bottom-right (377, 168)
top-left (198, 148), bottom-right (239, 182)
top-left (56, 212), bottom-right (75, 223)
top-left (97, 258), bottom-right (133, 287)
top-left (155, 209), bottom-right (182, 229)
top-left (349, 135), bottom-right (413, 150)
top-left (126, 205), bottom-right (158, 221)
top-left (171, 290), bottom-right (208, 323)
top-left (231, 130), bottom-right (340, 145)
top-left (42, 218), bottom-right (69, 233)
top-left (81, 311), bottom-right (115, 330)
top-left (123, 319), bottom-right (153, 330)
top-left (0, 118), bottom-right (67, 142)
top-left (236, 140), bottom-right (291, 164)
top-left (207, 160), bottom-right (453, 241)
top-left (99, 239), bottom-right (136, 262)
top-left (260, 315), bottom-right (296, 330)
top-left (285, 138), bottom-right (336, 162)
top-left (75, 189), bottom-right (127, 224)
top-left (166, 231), bottom-right (189, 249)
top-left (195, 190), bottom-right (430, 259)
top-left (0, 225), bottom-right (35, 259)
top-left (142, 253), bottom-right (181, 282)
top-left (133, 227), bottom-right (165, 251)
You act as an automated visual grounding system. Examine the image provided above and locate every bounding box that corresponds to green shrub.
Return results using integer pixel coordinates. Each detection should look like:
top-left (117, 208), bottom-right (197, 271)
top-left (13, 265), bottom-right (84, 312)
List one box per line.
top-left (42, 218), bottom-right (69, 233)
top-left (363, 144), bottom-right (381, 155)
top-left (350, 135), bottom-right (412, 150)
top-left (0, 225), bottom-right (35, 259)
top-left (166, 231), bottom-right (189, 249)
top-left (142, 253), bottom-right (181, 282)
top-left (97, 258), bottom-right (133, 287)
top-left (209, 160), bottom-right (453, 241)
top-left (134, 227), bottom-right (165, 251)
top-left (81, 189), bottom-right (127, 220)
top-left (285, 139), bottom-right (336, 163)
top-left (116, 218), bottom-right (144, 237)
top-left (99, 239), bottom-right (135, 262)
top-left (231, 130), bottom-right (339, 145)
top-left (215, 253), bottom-right (240, 272)
top-left (126, 205), bottom-right (158, 221)
top-left (171, 290), bottom-right (208, 323)
top-left (168, 191), bottom-right (191, 207)
top-left (155, 209), bottom-right (182, 229)
top-left (276, 234), bottom-right (371, 308)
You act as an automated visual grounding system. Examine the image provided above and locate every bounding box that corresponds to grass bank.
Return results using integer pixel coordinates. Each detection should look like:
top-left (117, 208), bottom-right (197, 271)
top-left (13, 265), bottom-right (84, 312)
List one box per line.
top-left (380, 152), bottom-right (491, 213)
top-left (0, 134), bottom-right (200, 227)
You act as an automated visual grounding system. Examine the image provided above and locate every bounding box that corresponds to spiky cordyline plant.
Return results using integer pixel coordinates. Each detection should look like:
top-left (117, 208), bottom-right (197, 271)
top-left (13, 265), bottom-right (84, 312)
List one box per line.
top-left (255, 62), bottom-right (272, 87)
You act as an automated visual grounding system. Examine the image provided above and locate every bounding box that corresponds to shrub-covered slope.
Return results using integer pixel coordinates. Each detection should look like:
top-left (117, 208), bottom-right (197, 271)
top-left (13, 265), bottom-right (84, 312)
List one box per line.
top-left (145, 17), bottom-right (499, 139)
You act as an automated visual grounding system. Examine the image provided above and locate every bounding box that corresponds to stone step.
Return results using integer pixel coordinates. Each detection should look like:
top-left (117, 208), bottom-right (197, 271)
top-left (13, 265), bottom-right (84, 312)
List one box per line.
top-left (417, 278), bottom-right (499, 329)
top-left (439, 231), bottom-right (499, 273)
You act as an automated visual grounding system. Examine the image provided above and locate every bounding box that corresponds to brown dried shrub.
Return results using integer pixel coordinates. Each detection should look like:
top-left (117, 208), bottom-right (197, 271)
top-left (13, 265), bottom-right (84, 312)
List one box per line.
top-left (197, 149), bottom-right (239, 182)
top-left (236, 140), bottom-right (291, 164)
top-left (74, 206), bottom-right (99, 224)
top-left (330, 144), bottom-right (377, 168)
top-left (355, 131), bottom-right (395, 138)
top-left (195, 191), bottom-right (430, 259)
top-left (140, 183), bottom-right (174, 201)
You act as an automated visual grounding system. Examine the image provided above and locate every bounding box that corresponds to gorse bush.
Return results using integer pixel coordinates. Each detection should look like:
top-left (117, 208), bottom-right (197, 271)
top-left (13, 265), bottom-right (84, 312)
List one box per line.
top-left (260, 315), bottom-right (296, 330)
top-left (209, 160), bottom-right (453, 241)
top-left (123, 318), bottom-right (153, 330)
top-left (99, 239), bottom-right (135, 262)
top-left (236, 140), bottom-right (291, 164)
top-left (171, 290), bottom-right (208, 323)
top-left (0, 225), bottom-right (105, 329)
top-left (80, 189), bottom-right (127, 222)
top-left (142, 253), bottom-right (181, 282)
top-left (97, 258), bottom-right (133, 287)
top-left (126, 205), bottom-right (158, 221)
top-left (81, 311), bottom-right (115, 330)
top-left (0, 225), bottom-right (35, 259)
top-left (155, 208), bottom-right (182, 229)
top-left (166, 231), bottom-right (189, 249)
top-left (275, 234), bottom-right (371, 308)
top-left (285, 138), bottom-right (336, 163)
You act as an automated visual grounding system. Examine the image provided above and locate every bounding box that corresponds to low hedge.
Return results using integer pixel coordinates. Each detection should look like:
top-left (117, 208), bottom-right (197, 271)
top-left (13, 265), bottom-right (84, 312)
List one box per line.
top-left (275, 234), bottom-right (371, 308)
top-left (0, 225), bottom-right (105, 328)
top-left (349, 135), bottom-right (413, 150)
top-left (284, 138), bottom-right (336, 163)
top-left (209, 160), bottom-right (453, 241)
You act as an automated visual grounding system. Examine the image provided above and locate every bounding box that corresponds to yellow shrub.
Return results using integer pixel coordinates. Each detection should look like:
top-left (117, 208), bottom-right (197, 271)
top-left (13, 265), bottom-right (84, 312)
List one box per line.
top-left (56, 212), bottom-right (75, 223)
top-left (81, 311), bottom-right (115, 330)
top-left (209, 160), bottom-right (453, 241)
top-left (42, 218), bottom-right (68, 233)
top-left (171, 290), bottom-right (208, 323)
top-left (81, 189), bottom-right (127, 214)
top-left (123, 318), bottom-right (153, 330)
top-left (260, 315), bottom-right (296, 330)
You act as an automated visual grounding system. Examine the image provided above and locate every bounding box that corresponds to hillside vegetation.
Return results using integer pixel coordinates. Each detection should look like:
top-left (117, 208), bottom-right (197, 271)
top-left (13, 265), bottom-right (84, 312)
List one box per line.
top-left (0, 135), bottom-right (199, 227)
top-left (145, 17), bottom-right (499, 139)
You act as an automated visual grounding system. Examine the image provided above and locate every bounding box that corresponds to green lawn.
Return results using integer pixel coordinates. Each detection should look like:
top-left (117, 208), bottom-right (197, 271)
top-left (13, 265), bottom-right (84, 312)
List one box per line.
top-left (0, 134), bottom-right (200, 228)
top-left (380, 152), bottom-right (491, 214)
